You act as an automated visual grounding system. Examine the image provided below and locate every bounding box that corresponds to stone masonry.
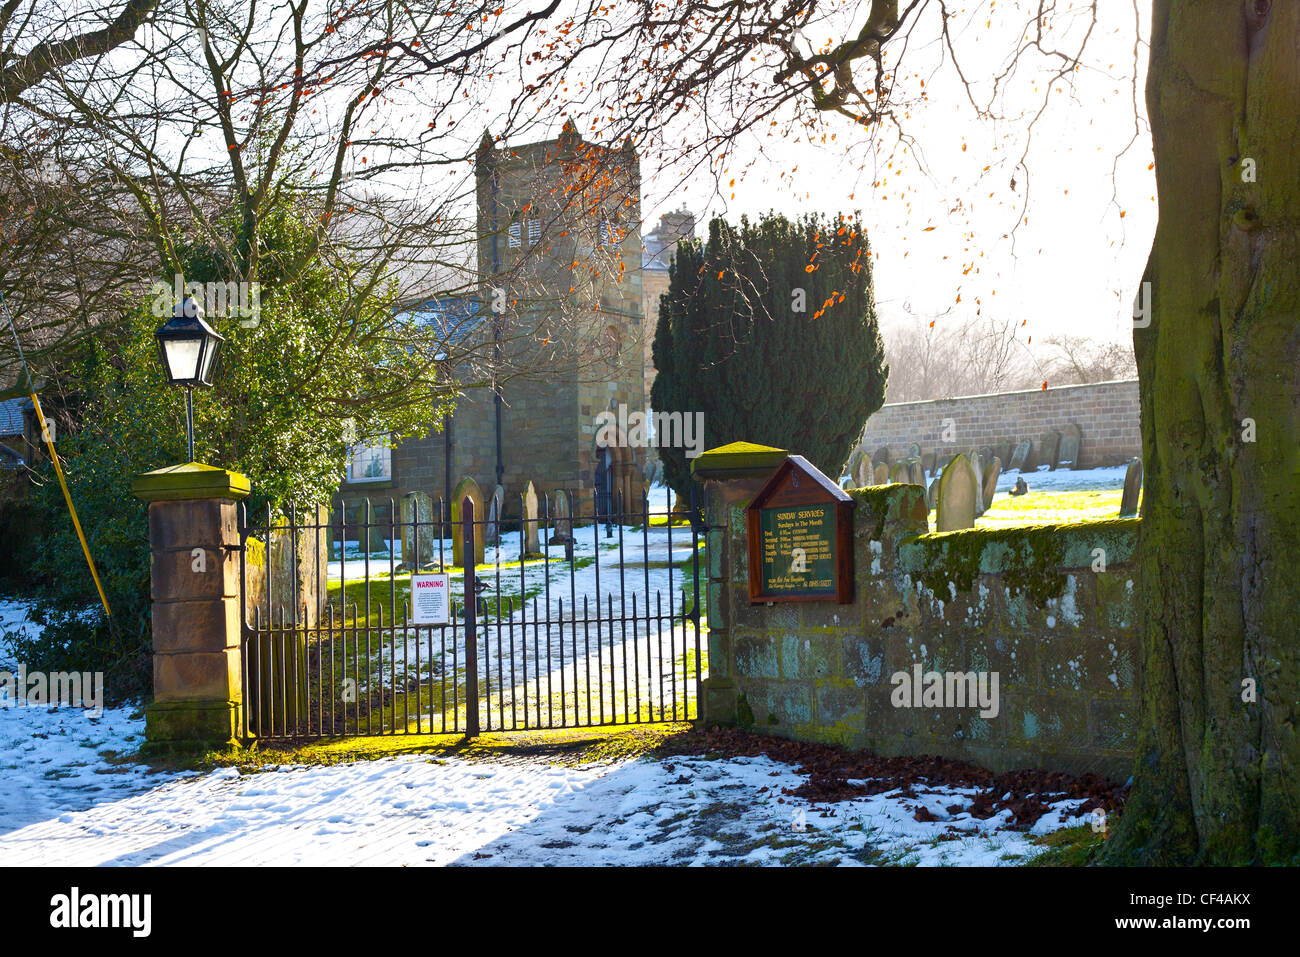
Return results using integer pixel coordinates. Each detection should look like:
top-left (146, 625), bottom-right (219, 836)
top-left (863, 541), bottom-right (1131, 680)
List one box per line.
top-left (696, 445), bottom-right (1143, 780)
top-left (134, 463), bottom-right (251, 751)
top-left (857, 379), bottom-right (1140, 470)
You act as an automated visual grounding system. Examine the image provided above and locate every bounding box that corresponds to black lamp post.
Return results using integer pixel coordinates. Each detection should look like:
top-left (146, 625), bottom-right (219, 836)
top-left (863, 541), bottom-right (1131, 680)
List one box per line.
top-left (154, 296), bottom-right (224, 461)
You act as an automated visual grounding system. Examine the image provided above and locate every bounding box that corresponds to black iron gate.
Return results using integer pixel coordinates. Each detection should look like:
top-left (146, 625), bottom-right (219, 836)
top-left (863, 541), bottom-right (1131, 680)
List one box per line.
top-left (238, 489), bottom-right (704, 740)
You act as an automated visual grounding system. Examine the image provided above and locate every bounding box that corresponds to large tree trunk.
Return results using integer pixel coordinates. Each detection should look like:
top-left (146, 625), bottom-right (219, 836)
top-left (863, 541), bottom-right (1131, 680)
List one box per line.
top-left (1104, 0), bottom-right (1300, 865)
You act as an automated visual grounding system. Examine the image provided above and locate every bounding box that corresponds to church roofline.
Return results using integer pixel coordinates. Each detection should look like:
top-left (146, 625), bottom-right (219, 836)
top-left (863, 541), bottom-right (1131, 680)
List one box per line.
top-left (476, 119), bottom-right (639, 165)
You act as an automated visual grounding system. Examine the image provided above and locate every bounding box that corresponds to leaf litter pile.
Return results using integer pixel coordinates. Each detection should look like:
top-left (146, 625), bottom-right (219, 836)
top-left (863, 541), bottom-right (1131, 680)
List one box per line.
top-left (658, 727), bottom-right (1128, 832)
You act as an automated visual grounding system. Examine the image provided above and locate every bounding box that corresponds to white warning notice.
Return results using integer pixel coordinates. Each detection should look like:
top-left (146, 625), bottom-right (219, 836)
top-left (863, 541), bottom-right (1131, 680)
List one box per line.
top-left (410, 573), bottom-right (451, 625)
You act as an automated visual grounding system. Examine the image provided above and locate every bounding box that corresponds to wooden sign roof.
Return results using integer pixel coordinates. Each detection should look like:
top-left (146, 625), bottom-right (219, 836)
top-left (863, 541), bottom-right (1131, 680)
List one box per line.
top-left (747, 455), bottom-right (853, 512)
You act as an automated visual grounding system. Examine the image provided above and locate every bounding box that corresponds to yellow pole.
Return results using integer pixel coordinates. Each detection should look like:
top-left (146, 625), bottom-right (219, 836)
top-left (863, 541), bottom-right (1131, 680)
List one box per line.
top-left (2, 291), bottom-right (111, 619)
top-left (28, 392), bottom-right (113, 619)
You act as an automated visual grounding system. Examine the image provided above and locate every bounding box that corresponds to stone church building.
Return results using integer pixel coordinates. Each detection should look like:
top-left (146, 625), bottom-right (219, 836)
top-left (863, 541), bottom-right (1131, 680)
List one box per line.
top-left (338, 122), bottom-right (694, 531)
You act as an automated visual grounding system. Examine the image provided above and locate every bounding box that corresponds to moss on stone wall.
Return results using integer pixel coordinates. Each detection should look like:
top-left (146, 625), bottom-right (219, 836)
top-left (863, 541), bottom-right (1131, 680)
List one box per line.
top-left (901, 518), bottom-right (1140, 604)
top-left (736, 693), bottom-right (755, 729)
top-left (846, 485), bottom-right (897, 541)
top-left (710, 473), bottom-right (1141, 777)
top-left (847, 484), bottom-right (929, 544)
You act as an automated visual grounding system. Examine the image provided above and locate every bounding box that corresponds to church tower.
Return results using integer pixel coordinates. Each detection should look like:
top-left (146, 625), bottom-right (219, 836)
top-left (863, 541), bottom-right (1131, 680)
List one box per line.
top-left (473, 121), bottom-right (647, 512)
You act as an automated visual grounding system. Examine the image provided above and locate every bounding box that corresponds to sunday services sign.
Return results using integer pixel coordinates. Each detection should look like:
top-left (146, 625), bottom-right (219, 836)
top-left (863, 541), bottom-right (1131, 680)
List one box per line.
top-left (745, 455), bottom-right (854, 604)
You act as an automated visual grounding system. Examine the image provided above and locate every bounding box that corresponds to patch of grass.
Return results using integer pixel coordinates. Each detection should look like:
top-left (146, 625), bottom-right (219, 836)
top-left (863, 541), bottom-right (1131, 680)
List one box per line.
top-left (873, 843), bottom-right (922, 866)
top-left (923, 488), bottom-right (1131, 532)
top-left (171, 721), bottom-right (695, 773)
top-left (1024, 824), bottom-right (1107, 866)
top-left (325, 556), bottom-right (566, 628)
top-left (980, 489), bottom-right (1129, 527)
top-left (646, 516), bottom-right (694, 529)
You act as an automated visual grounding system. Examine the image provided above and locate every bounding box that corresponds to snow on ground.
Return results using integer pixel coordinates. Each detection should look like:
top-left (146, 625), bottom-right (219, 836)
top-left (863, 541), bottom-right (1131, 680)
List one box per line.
top-left (1, 596), bottom-right (1088, 867)
top-left (2, 597), bottom-right (1088, 866)
top-left (994, 465), bottom-right (1127, 494)
top-left (0, 709), bottom-right (1090, 866)
top-left (0, 599), bottom-right (38, 672)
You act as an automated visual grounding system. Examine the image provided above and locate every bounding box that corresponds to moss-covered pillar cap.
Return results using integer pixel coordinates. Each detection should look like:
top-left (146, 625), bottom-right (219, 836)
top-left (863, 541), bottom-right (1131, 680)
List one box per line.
top-left (691, 441), bottom-right (789, 481)
top-left (132, 462), bottom-right (252, 502)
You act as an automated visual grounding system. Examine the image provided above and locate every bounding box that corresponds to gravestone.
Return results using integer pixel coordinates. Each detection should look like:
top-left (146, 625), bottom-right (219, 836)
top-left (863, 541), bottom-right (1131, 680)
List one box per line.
top-left (981, 456), bottom-right (1001, 511)
top-left (670, 491), bottom-right (691, 520)
top-left (921, 451), bottom-right (936, 476)
top-left (967, 450), bottom-right (985, 517)
top-left (873, 446), bottom-right (892, 468)
top-left (1119, 458), bottom-right (1143, 516)
top-left (873, 462), bottom-right (890, 485)
top-left (1008, 439), bottom-right (1032, 472)
top-left (485, 484), bottom-right (505, 547)
top-left (926, 477), bottom-right (939, 510)
top-left (907, 442), bottom-right (921, 459)
top-left (855, 453), bottom-right (874, 488)
top-left (450, 476), bottom-right (485, 567)
top-left (908, 459), bottom-right (925, 487)
top-left (485, 495), bottom-right (498, 546)
top-left (936, 454), bottom-right (979, 532)
top-left (549, 488), bottom-right (574, 544)
top-left (996, 441), bottom-right (1015, 471)
top-left (522, 481), bottom-right (542, 556)
top-left (263, 506), bottom-right (329, 627)
top-left (977, 446), bottom-right (995, 467)
top-left (400, 492), bottom-right (435, 569)
top-left (889, 461), bottom-right (910, 484)
top-left (1057, 424), bottom-right (1083, 470)
top-left (847, 448), bottom-right (866, 483)
top-left (1038, 431), bottom-right (1062, 471)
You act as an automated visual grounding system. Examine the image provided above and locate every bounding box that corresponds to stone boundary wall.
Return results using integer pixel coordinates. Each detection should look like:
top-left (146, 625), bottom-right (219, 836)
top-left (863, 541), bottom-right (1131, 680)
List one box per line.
top-left (858, 379), bottom-right (1140, 469)
top-left (707, 484), bottom-right (1142, 779)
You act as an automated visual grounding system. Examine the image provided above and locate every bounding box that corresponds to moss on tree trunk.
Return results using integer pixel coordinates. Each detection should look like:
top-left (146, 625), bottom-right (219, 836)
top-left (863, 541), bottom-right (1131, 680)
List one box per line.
top-left (1103, 0), bottom-right (1300, 865)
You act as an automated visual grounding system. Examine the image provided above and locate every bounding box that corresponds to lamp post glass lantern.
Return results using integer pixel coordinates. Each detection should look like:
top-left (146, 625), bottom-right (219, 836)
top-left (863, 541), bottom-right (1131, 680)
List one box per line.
top-left (154, 296), bottom-right (224, 461)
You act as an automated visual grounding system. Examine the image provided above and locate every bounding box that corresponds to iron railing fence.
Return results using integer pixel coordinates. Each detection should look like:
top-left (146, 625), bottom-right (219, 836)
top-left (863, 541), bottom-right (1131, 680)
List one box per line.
top-left (238, 489), bottom-right (704, 740)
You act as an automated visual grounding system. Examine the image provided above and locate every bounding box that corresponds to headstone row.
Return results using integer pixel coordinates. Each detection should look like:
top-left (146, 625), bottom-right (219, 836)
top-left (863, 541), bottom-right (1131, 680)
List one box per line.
top-left (425, 477), bottom-right (585, 569)
top-left (854, 421), bottom-right (1085, 482)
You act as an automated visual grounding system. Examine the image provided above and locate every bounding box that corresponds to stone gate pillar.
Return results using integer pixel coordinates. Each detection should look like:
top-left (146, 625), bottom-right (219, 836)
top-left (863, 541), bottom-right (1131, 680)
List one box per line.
top-left (132, 463), bottom-right (251, 752)
top-left (690, 442), bottom-right (788, 726)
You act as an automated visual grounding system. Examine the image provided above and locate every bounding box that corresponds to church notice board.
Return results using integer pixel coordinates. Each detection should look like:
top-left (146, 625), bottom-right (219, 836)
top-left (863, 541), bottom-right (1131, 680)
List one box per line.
top-left (745, 455), bottom-right (854, 604)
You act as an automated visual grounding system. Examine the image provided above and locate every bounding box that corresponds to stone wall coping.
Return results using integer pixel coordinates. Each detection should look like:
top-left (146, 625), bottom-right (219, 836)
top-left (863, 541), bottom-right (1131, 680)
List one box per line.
top-left (133, 462), bottom-right (252, 502)
top-left (897, 517), bottom-right (1141, 579)
top-left (871, 378), bottom-right (1139, 410)
top-left (692, 441), bottom-right (788, 479)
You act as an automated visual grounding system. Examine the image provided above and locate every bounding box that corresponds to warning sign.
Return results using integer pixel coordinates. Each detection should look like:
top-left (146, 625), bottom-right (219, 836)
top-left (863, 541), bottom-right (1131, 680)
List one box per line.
top-left (410, 573), bottom-right (451, 625)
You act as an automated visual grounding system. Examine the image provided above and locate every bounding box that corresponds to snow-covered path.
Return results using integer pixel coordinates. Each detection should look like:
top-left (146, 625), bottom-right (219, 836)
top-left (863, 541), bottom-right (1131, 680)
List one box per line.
top-left (0, 677), bottom-right (1092, 867)
top-left (0, 715), bottom-right (1092, 867)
